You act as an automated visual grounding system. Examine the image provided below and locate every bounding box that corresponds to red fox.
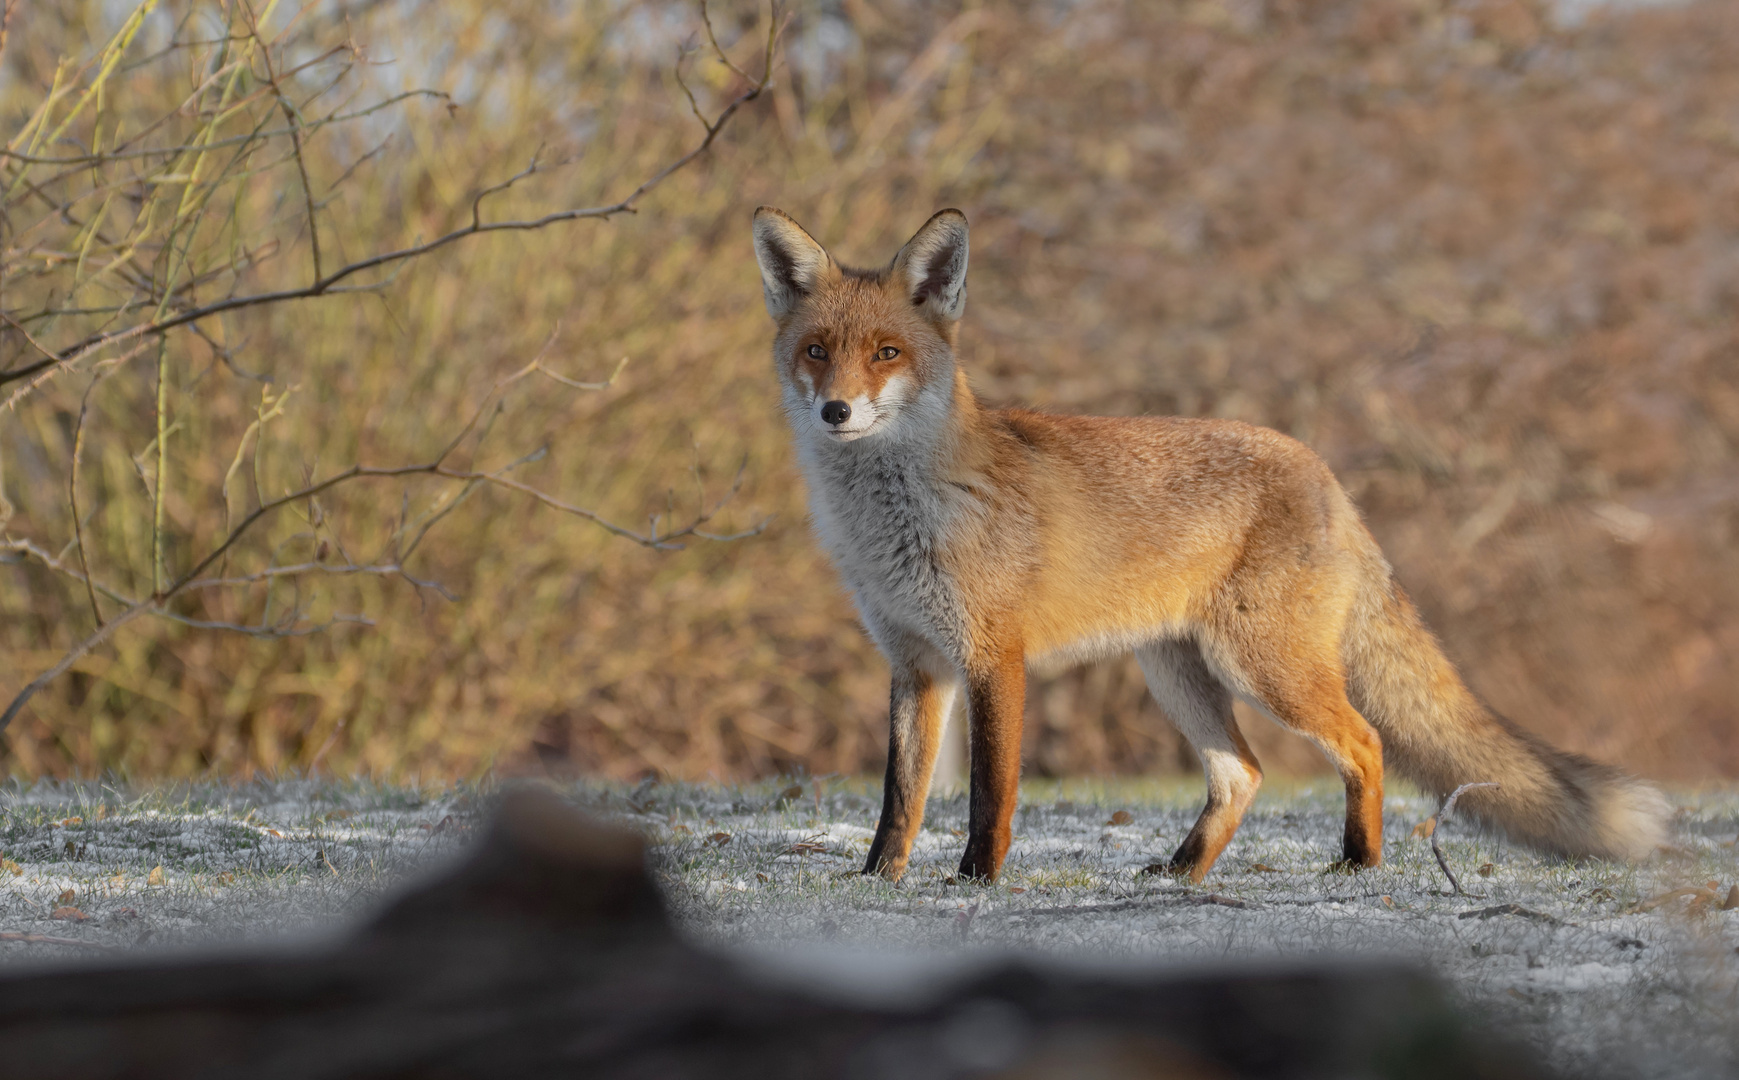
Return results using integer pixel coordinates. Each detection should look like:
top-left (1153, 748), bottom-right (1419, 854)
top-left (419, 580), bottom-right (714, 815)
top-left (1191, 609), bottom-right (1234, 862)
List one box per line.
top-left (753, 206), bottom-right (1669, 884)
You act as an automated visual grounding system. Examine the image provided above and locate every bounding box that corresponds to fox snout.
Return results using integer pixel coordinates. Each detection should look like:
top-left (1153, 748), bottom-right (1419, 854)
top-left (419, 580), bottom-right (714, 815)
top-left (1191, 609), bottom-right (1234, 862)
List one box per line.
top-left (812, 392), bottom-right (882, 441)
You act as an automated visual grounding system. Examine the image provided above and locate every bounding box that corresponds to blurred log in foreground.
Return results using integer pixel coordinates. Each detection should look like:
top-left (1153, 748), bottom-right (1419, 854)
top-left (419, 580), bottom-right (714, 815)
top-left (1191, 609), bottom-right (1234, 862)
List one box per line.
top-left (0, 791), bottom-right (1548, 1079)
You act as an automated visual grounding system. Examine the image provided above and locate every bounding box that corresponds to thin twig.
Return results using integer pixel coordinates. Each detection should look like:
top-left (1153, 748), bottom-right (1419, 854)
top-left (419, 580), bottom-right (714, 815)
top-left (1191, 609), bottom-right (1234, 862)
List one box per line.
top-left (69, 367), bottom-right (116, 629)
top-left (0, 0), bottom-right (783, 738)
top-left (0, 931), bottom-right (117, 950)
top-left (1430, 782), bottom-right (1499, 897)
top-left (0, 90), bottom-right (443, 166)
top-left (5, 537), bottom-right (410, 624)
top-left (0, 21), bottom-right (780, 393)
top-left (471, 145), bottom-right (547, 231)
top-left (253, 13), bottom-right (324, 281)
top-left (1, 448), bottom-right (768, 731)
top-left (536, 355), bottom-right (628, 392)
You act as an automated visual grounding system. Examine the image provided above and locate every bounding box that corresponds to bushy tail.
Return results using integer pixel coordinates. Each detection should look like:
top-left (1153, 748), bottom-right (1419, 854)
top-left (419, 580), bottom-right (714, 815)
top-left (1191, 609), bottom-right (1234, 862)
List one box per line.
top-left (1343, 569), bottom-right (1669, 860)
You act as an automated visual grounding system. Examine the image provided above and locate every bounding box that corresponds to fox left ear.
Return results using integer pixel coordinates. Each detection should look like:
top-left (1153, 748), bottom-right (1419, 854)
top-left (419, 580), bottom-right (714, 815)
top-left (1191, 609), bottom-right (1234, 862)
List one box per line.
top-left (890, 209), bottom-right (969, 324)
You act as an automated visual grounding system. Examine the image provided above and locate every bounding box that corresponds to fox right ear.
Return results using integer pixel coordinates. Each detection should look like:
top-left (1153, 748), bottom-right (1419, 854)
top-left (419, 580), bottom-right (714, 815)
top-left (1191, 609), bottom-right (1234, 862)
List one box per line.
top-left (753, 207), bottom-right (835, 319)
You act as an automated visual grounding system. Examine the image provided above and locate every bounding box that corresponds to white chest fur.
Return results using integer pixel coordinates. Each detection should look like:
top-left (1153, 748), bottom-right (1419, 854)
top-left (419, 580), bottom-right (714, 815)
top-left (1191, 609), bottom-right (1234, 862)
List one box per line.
top-left (799, 440), bottom-right (968, 660)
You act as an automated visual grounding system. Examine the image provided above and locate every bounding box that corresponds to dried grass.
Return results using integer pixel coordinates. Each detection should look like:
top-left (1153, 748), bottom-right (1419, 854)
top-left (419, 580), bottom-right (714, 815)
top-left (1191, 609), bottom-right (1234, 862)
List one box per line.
top-left (2, 0), bottom-right (1737, 782)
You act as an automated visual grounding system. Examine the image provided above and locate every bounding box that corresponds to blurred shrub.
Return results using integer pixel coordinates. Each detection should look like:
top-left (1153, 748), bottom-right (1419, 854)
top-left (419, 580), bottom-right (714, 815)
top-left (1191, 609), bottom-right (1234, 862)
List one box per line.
top-left (3, 0), bottom-right (1736, 782)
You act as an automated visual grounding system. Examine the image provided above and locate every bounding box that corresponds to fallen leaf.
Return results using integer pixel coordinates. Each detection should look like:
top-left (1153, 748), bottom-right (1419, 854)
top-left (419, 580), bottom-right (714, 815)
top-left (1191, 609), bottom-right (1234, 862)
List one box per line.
top-left (1477, 863), bottom-right (1495, 877)
top-left (50, 906), bottom-right (89, 922)
top-left (1381, 895), bottom-right (1395, 908)
top-left (1249, 862), bottom-right (1281, 873)
top-left (756, 873), bottom-right (770, 884)
top-left (265, 828), bottom-right (284, 838)
top-left (783, 840), bottom-right (827, 856)
top-left (56, 889), bottom-right (75, 904)
top-left (114, 907), bottom-right (139, 921)
top-left (146, 865), bottom-right (164, 886)
top-left (707, 831), bottom-right (732, 846)
top-left (1008, 886), bottom-right (1027, 894)
top-left (949, 828), bottom-right (966, 838)
top-left (58, 816), bottom-right (83, 827)
top-left (1626, 886), bottom-right (1721, 914)
top-left (0, 859), bottom-right (20, 876)
top-left (1411, 818), bottom-right (1437, 839)
top-left (1107, 810), bottom-right (1134, 826)
top-left (322, 809), bottom-right (353, 822)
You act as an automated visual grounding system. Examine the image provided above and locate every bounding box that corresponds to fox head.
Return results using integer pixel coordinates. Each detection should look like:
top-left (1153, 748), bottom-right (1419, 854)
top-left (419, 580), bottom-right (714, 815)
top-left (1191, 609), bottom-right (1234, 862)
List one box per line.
top-left (753, 207), bottom-right (968, 445)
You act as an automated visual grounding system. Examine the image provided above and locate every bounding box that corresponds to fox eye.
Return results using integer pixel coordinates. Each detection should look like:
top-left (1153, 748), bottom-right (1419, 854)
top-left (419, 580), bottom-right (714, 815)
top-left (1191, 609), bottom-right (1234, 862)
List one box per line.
top-left (876, 346), bottom-right (901, 361)
top-left (806, 343), bottom-right (827, 360)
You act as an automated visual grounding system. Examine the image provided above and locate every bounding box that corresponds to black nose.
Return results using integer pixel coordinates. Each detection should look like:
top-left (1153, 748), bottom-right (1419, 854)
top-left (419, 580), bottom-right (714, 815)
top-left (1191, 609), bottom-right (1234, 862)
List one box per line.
top-left (820, 400), bottom-right (851, 425)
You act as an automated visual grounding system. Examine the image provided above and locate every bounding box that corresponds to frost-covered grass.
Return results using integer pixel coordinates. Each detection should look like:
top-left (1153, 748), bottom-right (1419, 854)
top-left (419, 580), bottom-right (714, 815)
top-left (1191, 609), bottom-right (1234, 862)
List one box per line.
top-left (628, 777), bottom-right (1739, 1080)
top-left (0, 779), bottom-right (474, 958)
top-left (1, 776), bottom-right (1735, 1079)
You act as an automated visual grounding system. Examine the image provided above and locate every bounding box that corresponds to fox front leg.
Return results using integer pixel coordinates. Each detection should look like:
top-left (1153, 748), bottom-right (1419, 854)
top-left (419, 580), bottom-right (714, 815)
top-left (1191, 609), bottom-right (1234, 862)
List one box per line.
top-left (864, 666), bottom-right (958, 882)
top-left (957, 639), bottom-right (1026, 882)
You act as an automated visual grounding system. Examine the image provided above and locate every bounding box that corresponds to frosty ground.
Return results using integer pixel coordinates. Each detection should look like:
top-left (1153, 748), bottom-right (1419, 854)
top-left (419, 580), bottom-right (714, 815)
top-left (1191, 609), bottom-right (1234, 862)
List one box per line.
top-left (0, 777), bottom-right (1734, 1079)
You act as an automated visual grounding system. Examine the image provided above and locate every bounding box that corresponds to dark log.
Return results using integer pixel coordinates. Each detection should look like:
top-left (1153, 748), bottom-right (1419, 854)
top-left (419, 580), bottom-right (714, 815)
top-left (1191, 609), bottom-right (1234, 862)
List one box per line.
top-left (0, 790), bottom-right (1551, 1079)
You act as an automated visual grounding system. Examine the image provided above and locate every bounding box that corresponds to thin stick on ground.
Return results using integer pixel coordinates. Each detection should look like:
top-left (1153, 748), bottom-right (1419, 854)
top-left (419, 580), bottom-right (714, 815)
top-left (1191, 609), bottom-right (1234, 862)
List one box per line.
top-left (1431, 782), bottom-right (1499, 897)
top-left (0, 931), bottom-right (117, 950)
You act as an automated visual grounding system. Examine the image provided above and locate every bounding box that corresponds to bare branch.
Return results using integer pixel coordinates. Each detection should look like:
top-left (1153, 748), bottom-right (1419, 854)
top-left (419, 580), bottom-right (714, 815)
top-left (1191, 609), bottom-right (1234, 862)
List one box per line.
top-left (255, 21), bottom-right (326, 282)
top-left (1430, 782), bottom-right (1499, 897)
top-left (69, 367), bottom-right (117, 629)
top-left (0, 0), bottom-right (783, 746)
top-left (0, 932), bottom-right (117, 951)
top-left (0, 90), bottom-right (451, 167)
top-left (0, 11), bottom-right (783, 395)
top-left (2, 438), bottom-right (766, 731)
top-left (536, 355), bottom-right (628, 392)
top-left (471, 145), bottom-right (547, 232)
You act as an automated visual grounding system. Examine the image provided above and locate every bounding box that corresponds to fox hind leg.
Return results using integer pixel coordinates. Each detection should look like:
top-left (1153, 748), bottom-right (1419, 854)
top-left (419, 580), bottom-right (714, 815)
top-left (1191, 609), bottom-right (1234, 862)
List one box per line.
top-left (1218, 646), bottom-right (1384, 870)
top-left (1136, 639), bottom-right (1263, 883)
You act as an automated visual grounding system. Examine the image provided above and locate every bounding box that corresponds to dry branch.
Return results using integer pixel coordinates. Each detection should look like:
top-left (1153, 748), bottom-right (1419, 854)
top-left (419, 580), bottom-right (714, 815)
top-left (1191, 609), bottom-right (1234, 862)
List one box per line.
top-left (0, 931), bottom-right (116, 951)
top-left (1430, 782), bottom-right (1499, 897)
top-left (0, 6), bottom-right (780, 395)
top-left (0, 1), bottom-right (782, 746)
